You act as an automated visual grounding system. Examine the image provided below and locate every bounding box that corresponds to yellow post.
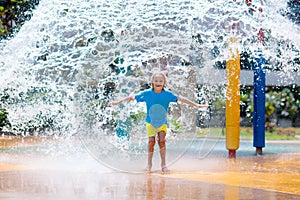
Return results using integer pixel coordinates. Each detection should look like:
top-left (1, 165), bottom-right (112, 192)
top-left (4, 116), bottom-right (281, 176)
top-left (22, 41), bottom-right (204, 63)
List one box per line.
top-left (226, 38), bottom-right (240, 158)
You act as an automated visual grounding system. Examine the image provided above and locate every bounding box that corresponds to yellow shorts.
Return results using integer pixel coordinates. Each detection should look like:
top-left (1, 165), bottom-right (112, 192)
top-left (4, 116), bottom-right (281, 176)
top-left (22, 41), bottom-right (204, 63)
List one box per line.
top-left (146, 123), bottom-right (167, 137)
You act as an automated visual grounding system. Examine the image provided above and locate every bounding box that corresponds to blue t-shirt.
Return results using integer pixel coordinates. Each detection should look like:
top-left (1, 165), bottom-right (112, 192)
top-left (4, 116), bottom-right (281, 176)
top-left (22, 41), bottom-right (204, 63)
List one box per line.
top-left (135, 88), bottom-right (178, 127)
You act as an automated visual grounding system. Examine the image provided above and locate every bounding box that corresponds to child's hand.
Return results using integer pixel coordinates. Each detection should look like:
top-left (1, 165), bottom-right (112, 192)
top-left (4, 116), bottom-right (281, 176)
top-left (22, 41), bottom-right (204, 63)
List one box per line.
top-left (107, 101), bottom-right (117, 106)
top-left (198, 104), bottom-right (209, 109)
top-left (107, 96), bottom-right (134, 107)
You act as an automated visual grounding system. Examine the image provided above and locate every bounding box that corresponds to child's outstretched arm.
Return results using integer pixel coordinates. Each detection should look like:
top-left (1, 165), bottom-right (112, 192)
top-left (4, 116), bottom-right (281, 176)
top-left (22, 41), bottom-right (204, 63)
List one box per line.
top-left (107, 96), bottom-right (135, 106)
top-left (177, 96), bottom-right (208, 109)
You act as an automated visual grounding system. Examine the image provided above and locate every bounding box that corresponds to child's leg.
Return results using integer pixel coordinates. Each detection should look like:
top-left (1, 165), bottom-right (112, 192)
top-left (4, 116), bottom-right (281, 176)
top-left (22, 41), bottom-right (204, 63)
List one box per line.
top-left (146, 136), bottom-right (155, 170)
top-left (157, 131), bottom-right (167, 169)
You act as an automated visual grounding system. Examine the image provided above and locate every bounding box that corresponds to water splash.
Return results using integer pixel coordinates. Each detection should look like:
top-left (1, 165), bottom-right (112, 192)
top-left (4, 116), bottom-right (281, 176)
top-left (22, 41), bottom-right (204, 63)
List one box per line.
top-left (0, 0), bottom-right (298, 172)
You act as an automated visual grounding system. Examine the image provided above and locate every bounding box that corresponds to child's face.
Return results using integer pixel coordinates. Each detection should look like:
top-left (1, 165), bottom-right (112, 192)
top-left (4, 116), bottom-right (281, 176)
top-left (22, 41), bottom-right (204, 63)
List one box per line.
top-left (152, 74), bottom-right (165, 92)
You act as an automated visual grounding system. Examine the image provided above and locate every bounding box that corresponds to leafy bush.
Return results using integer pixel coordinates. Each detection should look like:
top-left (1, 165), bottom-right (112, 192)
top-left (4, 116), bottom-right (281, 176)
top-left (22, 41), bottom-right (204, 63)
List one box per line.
top-left (0, 108), bottom-right (10, 130)
top-left (267, 85), bottom-right (300, 120)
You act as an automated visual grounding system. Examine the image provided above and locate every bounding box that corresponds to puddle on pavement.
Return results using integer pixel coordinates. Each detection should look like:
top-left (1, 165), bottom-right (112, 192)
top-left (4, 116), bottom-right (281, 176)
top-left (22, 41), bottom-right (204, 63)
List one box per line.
top-left (1, 136), bottom-right (300, 200)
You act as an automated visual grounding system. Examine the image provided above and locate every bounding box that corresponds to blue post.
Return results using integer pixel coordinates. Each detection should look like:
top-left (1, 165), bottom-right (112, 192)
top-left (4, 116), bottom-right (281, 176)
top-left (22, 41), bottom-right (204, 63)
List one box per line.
top-left (253, 50), bottom-right (266, 155)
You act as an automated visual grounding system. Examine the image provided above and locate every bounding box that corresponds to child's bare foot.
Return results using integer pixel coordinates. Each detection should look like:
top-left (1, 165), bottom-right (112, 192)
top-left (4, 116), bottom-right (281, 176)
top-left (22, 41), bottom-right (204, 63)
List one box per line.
top-left (144, 165), bottom-right (152, 173)
top-left (161, 165), bottom-right (169, 174)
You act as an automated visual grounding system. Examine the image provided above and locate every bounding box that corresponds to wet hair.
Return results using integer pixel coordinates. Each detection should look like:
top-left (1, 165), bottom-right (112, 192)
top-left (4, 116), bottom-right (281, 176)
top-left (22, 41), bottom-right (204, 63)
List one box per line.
top-left (151, 71), bottom-right (167, 88)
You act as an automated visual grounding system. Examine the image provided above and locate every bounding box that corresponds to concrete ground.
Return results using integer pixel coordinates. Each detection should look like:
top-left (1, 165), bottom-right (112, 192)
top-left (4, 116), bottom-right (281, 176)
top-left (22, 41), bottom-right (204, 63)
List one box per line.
top-left (0, 136), bottom-right (300, 200)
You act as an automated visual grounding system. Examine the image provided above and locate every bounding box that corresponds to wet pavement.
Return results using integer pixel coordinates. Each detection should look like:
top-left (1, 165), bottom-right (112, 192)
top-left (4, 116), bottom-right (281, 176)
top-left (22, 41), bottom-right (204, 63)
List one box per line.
top-left (0, 136), bottom-right (300, 200)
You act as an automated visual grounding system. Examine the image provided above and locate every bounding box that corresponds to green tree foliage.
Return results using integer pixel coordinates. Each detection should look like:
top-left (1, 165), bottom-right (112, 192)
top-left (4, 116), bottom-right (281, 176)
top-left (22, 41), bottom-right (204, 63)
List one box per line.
top-left (0, 0), bottom-right (40, 40)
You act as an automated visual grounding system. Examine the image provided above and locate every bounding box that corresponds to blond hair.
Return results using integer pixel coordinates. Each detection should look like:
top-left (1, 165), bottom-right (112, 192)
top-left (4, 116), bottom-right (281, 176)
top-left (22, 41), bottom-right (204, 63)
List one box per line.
top-left (151, 71), bottom-right (167, 88)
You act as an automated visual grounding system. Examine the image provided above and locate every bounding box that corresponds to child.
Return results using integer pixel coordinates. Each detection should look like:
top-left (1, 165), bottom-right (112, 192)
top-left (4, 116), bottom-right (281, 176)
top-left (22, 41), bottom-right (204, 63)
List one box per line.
top-left (108, 71), bottom-right (208, 173)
